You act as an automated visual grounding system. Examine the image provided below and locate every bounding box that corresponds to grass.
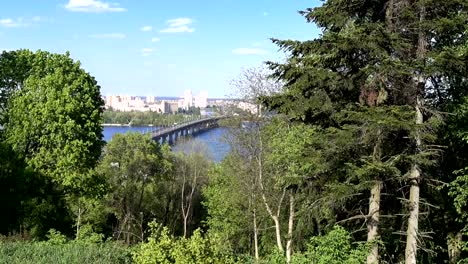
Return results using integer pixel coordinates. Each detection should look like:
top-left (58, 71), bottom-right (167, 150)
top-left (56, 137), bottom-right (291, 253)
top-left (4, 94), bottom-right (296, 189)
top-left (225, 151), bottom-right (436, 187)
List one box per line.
top-left (0, 241), bottom-right (133, 264)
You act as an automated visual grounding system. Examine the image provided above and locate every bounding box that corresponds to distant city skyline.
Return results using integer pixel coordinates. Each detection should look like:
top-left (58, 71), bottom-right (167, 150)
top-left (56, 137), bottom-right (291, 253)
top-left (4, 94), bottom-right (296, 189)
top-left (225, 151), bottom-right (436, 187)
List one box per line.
top-left (104, 90), bottom-right (258, 114)
top-left (0, 0), bottom-right (321, 97)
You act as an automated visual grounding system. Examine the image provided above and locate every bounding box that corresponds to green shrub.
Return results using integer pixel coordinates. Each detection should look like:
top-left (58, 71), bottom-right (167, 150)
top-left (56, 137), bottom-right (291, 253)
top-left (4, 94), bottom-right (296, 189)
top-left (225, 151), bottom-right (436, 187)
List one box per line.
top-left (132, 221), bottom-right (235, 264)
top-left (291, 225), bottom-right (369, 264)
top-left (45, 229), bottom-right (67, 245)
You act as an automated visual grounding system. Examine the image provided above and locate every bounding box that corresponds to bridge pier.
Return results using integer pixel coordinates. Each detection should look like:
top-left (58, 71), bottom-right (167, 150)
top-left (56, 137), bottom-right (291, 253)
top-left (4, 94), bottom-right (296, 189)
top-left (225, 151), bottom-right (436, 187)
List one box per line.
top-left (168, 132), bottom-right (174, 145)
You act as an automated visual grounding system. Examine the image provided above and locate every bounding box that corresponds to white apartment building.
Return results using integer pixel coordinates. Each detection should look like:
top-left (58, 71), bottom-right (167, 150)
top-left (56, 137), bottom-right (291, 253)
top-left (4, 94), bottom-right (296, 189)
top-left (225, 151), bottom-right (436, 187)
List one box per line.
top-left (183, 90), bottom-right (193, 109)
top-left (194, 91), bottom-right (208, 108)
top-left (104, 91), bottom-right (213, 113)
top-left (147, 96), bottom-right (156, 104)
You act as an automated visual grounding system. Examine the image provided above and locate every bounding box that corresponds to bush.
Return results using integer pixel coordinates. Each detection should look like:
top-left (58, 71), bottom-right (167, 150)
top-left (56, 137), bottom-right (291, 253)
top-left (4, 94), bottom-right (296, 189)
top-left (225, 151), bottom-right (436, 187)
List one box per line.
top-left (132, 221), bottom-right (235, 264)
top-left (291, 225), bottom-right (369, 264)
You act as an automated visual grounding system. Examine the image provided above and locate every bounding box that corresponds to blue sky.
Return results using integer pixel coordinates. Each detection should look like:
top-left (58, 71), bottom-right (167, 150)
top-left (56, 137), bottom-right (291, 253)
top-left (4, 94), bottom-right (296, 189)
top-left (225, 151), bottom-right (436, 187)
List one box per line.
top-left (0, 0), bottom-right (321, 98)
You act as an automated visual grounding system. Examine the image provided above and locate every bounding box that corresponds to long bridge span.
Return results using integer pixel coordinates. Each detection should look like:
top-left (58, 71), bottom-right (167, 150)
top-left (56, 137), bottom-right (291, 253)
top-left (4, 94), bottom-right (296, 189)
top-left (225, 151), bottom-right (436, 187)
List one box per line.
top-left (151, 116), bottom-right (224, 145)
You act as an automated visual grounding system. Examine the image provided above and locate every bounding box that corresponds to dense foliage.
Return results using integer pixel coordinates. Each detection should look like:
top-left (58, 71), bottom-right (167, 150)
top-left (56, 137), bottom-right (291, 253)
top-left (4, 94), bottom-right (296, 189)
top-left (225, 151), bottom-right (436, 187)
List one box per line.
top-left (260, 0), bottom-right (468, 263)
top-left (0, 0), bottom-right (468, 263)
top-left (103, 110), bottom-right (202, 126)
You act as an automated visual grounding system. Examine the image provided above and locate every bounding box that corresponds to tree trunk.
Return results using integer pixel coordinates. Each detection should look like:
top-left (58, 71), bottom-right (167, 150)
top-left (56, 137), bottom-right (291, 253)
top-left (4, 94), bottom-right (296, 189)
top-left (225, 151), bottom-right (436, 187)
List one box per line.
top-left (183, 214), bottom-right (188, 238)
top-left (405, 1), bottom-right (427, 261)
top-left (180, 159), bottom-right (196, 238)
top-left (367, 181), bottom-right (381, 264)
top-left (181, 169), bottom-right (188, 237)
top-left (272, 216), bottom-right (283, 252)
top-left (385, 0), bottom-right (394, 31)
top-left (260, 187), bottom-right (286, 252)
top-left (405, 99), bottom-right (423, 264)
top-left (257, 128), bottom-right (284, 252)
top-left (286, 191), bottom-right (295, 263)
top-left (76, 206), bottom-right (82, 239)
top-left (405, 166), bottom-right (420, 264)
top-left (448, 232), bottom-right (463, 264)
top-left (367, 130), bottom-right (382, 264)
top-left (253, 208), bottom-right (259, 261)
top-left (126, 212), bottom-right (131, 244)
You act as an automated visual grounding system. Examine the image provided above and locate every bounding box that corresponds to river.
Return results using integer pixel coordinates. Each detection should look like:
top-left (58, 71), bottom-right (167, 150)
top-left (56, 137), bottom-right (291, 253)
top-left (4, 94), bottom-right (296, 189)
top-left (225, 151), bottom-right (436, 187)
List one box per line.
top-left (103, 126), bottom-right (231, 163)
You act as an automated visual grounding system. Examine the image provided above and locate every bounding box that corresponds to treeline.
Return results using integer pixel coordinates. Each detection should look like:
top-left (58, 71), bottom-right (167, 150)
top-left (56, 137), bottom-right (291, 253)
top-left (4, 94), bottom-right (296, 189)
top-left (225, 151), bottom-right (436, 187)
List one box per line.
top-left (103, 109), bottom-right (201, 126)
top-left (0, 49), bottom-right (372, 263)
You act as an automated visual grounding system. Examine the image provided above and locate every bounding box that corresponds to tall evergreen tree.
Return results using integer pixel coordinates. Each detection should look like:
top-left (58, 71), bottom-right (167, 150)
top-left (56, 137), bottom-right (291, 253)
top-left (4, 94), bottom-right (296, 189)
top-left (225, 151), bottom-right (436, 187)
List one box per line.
top-left (263, 0), bottom-right (468, 262)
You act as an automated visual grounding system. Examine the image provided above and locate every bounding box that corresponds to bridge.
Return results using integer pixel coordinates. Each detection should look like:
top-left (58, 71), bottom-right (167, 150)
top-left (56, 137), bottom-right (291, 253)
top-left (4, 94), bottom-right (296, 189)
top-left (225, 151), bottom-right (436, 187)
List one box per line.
top-left (151, 116), bottom-right (224, 145)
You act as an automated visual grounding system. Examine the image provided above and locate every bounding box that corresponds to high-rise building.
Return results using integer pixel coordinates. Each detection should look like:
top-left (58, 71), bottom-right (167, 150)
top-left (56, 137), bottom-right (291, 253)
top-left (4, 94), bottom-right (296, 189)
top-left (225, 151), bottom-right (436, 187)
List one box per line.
top-left (194, 91), bottom-right (208, 108)
top-left (183, 90), bottom-right (193, 109)
top-left (147, 96), bottom-right (156, 104)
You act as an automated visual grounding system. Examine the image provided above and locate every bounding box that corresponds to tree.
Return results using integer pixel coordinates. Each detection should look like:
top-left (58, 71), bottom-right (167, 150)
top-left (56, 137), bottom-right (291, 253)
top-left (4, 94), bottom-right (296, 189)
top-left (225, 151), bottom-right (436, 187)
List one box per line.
top-left (262, 1), bottom-right (468, 263)
top-left (173, 141), bottom-right (212, 238)
top-left (263, 118), bottom-right (319, 263)
top-left (2, 50), bottom-right (105, 237)
top-left (4, 51), bottom-right (104, 193)
top-left (226, 66), bottom-right (287, 259)
top-left (207, 116), bottom-right (323, 262)
top-left (204, 153), bottom-right (267, 259)
top-left (448, 95), bottom-right (468, 263)
top-left (98, 132), bottom-right (172, 244)
top-left (229, 66), bottom-right (283, 117)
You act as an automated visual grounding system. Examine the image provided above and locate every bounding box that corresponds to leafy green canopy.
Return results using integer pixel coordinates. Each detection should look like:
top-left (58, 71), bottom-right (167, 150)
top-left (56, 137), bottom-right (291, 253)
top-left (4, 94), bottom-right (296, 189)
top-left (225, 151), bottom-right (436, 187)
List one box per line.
top-left (98, 132), bottom-right (172, 243)
top-left (0, 50), bottom-right (34, 123)
top-left (4, 50), bottom-right (104, 194)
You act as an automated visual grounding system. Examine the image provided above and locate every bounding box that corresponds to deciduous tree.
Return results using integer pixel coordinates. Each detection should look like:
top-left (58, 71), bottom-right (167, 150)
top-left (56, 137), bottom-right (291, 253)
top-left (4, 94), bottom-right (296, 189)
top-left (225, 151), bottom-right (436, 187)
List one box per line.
top-left (99, 132), bottom-right (172, 244)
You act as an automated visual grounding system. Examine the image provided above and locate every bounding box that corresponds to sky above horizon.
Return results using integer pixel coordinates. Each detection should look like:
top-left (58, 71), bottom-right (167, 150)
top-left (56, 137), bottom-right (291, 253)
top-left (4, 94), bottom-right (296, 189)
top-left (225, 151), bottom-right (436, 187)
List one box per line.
top-left (0, 0), bottom-right (322, 98)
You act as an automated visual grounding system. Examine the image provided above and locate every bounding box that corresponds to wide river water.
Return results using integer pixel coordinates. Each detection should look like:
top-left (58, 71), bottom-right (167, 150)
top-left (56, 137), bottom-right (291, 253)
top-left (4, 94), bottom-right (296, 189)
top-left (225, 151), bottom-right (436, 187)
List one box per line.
top-left (103, 126), bottom-right (231, 163)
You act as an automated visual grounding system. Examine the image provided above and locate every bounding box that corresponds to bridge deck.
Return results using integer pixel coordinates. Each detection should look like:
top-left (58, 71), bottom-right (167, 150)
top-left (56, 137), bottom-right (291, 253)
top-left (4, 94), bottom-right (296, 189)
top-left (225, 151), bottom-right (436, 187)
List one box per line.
top-left (151, 117), bottom-right (222, 139)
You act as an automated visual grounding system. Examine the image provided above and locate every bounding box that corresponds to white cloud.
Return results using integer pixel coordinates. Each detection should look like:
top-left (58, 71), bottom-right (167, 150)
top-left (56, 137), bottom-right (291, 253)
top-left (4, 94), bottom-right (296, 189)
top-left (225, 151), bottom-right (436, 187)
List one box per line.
top-left (65, 0), bottom-right (126, 13)
top-left (0, 17), bottom-right (41, 28)
top-left (89, 33), bottom-right (126, 39)
top-left (0, 19), bottom-right (16, 27)
top-left (232, 48), bottom-right (269, 55)
top-left (263, 12), bottom-right (269, 16)
top-left (160, 18), bottom-right (194, 33)
top-left (151, 37), bottom-right (160, 42)
top-left (141, 26), bottom-right (152, 32)
top-left (161, 26), bottom-right (194, 33)
top-left (167, 18), bottom-right (192, 27)
top-left (141, 48), bottom-right (154, 56)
